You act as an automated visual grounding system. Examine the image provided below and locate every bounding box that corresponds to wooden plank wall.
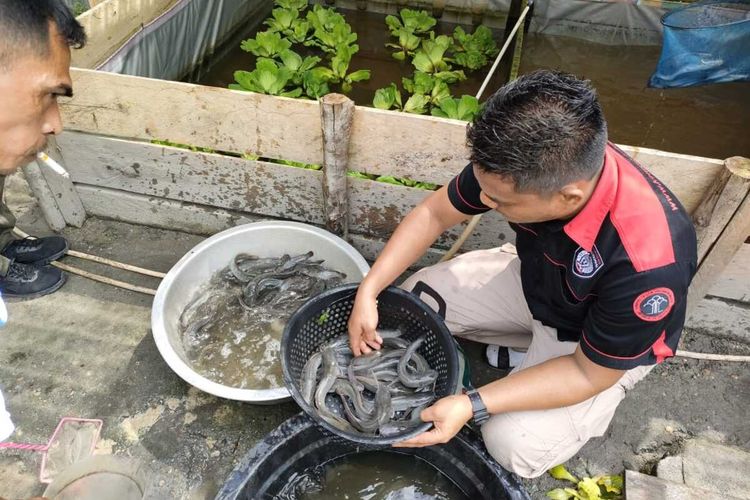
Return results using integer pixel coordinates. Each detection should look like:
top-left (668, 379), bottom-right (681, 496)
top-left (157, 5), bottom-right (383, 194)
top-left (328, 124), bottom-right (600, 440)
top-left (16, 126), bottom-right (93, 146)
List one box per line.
top-left (58, 69), bottom-right (737, 270)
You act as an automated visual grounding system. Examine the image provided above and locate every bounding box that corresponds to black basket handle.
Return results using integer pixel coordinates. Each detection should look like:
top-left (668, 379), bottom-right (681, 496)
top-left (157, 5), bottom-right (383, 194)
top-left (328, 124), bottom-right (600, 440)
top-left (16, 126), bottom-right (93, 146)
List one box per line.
top-left (410, 281), bottom-right (447, 320)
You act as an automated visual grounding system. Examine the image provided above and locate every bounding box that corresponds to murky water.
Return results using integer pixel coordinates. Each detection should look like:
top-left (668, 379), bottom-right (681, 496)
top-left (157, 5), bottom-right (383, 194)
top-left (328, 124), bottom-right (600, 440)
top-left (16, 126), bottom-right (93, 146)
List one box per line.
top-left (180, 273), bottom-right (288, 389)
top-left (294, 452), bottom-right (467, 500)
top-left (190, 9), bottom-right (749, 160)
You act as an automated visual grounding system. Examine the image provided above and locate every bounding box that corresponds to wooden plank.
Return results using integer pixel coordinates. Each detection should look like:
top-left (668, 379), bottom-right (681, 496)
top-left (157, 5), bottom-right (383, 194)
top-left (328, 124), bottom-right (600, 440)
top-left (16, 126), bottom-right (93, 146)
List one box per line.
top-left (692, 157), bottom-right (750, 264)
top-left (687, 191), bottom-right (750, 317)
top-left (56, 131), bottom-right (326, 225)
top-left (348, 107), bottom-right (470, 185)
top-left (625, 470), bottom-right (737, 500)
top-left (21, 162), bottom-right (66, 231)
top-left (72, 0), bottom-right (176, 69)
top-left (708, 243), bottom-right (750, 303)
top-left (37, 137), bottom-right (87, 227)
top-left (61, 70), bottom-right (724, 211)
top-left (56, 132), bottom-right (513, 251)
top-left (62, 69), bottom-right (324, 166)
top-left (620, 145), bottom-right (724, 214)
top-left (75, 185), bottom-right (446, 268)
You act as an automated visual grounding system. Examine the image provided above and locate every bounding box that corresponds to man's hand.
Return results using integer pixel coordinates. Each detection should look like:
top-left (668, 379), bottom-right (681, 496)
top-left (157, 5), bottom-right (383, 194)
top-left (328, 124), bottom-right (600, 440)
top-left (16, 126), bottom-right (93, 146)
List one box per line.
top-left (393, 394), bottom-right (473, 448)
top-left (347, 289), bottom-right (382, 356)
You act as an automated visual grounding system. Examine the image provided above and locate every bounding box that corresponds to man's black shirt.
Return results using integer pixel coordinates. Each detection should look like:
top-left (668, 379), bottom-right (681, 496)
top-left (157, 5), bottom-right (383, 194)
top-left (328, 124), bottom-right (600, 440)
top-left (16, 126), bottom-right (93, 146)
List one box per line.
top-left (447, 144), bottom-right (698, 369)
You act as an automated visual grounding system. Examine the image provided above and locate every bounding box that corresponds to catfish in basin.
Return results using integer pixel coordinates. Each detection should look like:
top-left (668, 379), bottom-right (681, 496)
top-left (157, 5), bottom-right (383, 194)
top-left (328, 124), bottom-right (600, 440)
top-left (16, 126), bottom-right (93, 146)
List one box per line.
top-left (178, 250), bottom-right (347, 390)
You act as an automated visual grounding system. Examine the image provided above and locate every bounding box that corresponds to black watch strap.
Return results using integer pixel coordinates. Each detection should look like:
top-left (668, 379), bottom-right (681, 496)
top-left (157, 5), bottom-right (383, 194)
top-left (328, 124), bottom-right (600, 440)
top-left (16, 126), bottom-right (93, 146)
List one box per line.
top-left (466, 389), bottom-right (490, 425)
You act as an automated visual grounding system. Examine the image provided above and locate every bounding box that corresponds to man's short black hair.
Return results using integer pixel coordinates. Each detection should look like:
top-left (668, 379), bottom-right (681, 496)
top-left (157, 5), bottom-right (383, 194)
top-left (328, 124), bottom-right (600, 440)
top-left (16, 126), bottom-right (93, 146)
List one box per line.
top-left (467, 70), bottom-right (608, 194)
top-left (0, 0), bottom-right (86, 69)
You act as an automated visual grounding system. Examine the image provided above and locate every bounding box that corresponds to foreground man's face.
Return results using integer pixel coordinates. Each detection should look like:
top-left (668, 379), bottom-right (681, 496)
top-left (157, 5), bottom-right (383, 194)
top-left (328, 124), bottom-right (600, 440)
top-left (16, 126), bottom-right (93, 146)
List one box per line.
top-left (0, 23), bottom-right (72, 175)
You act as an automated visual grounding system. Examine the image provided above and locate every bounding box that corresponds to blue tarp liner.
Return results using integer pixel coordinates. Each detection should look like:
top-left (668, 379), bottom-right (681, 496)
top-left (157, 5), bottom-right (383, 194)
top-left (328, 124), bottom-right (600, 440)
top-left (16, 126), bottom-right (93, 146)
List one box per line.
top-left (649, 0), bottom-right (750, 88)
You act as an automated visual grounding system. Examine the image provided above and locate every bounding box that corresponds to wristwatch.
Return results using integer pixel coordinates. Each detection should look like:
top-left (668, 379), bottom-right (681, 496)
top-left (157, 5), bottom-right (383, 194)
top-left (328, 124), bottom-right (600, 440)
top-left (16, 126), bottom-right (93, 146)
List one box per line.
top-left (466, 389), bottom-right (490, 426)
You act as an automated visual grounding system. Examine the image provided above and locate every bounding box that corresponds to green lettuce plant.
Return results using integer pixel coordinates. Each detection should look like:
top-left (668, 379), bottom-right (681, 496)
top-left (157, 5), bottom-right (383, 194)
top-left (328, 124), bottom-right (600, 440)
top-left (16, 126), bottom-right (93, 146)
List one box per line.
top-left (230, 59), bottom-right (302, 97)
top-left (452, 25), bottom-right (499, 71)
top-left (274, 0), bottom-right (308, 10)
top-left (240, 31), bottom-right (292, 58)
top-left (373, 83), bottom-right (403, 111)
top-left (278, 49), bottom-right (320, 85)
top-left (431, 95), bottom-right (480, 121)
top-left (302, 67), bottom-right (333, 98)
top-left (412, 35), bottom-right (453, 74)
top-left (402, 71), bottom-right (451, 105)
top-left (385, 9), bottom-right (436, 36)
top-left (264, 8), bottom-right (311, 44)
top-left (384, 9), bottom-right (436, 61)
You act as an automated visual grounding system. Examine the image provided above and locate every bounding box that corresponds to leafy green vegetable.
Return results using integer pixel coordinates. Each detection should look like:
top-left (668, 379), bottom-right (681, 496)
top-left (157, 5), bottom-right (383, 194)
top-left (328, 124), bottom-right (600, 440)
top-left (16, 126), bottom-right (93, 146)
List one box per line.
top-left (430, 95), bottom-right (480, 121)
top-left (546, 467), bottom-right (623, 500)
top-left (451, 25), bottom-right (498, 70)
top-left (402, 72), bottom-right (450, 105)
top-left (596, 475), bottom-right (623, 494)
top-left (305, 5), bottom-right (357, 54)
top-left (412, 35), bottom-right (452, 74)
top-left (373, 83), bottom-right (402, 110)
top-left (433, 70), bottom-right (467, 83)
top-left (577, 478), bottom-right (601, 500)
top-left (278, 159), bottom-right (322, 170)
top-left (302, 67), bottom-right (332, 99)
top-left (549, 465), bottom-right (580, 484)
top-left (403, 93), bottom-right (430, 114)
top-left (385, 9), bottom-right (436, 36)
top-left (386, 29), bottom-right (421, 61)
top-left (274, 0), bottom-right (308, 10)
top-left (240, 31), bottom-right (292, 58)
top-left (230, 59), bottom-right (301, 97)
top-left (316, 309), bottom-right (329, 324)
top-left (327, 45), bottom-right (370, 92)
top-left (278, 49), bottom-right (320, 85)
top-left (547, 489), bottom-right (575, 500)
top-left (265, 8), bottom-right (299, 33)
top-left (347, 171), bottom-right (375, 180)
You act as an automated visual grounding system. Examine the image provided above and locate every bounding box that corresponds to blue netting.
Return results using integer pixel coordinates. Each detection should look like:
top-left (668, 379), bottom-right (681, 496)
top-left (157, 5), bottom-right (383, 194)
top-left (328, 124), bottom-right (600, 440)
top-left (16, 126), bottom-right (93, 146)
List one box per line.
top-left (649, 0), bottom-right (750, 88)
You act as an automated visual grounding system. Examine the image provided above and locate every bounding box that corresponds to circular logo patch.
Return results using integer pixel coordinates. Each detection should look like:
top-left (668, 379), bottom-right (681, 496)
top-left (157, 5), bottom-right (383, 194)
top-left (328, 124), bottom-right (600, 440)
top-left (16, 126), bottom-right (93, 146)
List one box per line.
top-left (633, 287), bottom-right (675, 322)
top-left (572, 246), bottom-right (604, 279)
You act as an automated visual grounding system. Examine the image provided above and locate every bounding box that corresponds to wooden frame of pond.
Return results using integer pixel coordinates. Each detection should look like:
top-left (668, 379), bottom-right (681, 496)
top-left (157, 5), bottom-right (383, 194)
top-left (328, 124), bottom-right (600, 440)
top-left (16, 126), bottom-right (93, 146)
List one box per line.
top-left (24, 0), bottom-right (750, 317)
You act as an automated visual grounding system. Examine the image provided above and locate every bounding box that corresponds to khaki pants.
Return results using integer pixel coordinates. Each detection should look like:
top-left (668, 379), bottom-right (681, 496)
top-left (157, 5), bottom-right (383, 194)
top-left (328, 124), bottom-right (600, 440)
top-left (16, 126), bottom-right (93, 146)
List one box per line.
top-left (401, 247), bottom-right (653, 478)
top-left (0, 176), bottom-right (16, 275)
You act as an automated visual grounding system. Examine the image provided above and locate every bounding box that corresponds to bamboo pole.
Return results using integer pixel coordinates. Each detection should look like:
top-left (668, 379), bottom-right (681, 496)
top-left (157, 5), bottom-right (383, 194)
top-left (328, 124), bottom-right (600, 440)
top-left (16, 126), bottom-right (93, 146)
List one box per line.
top-left (320, 93), bottom-right (355, 239)
top-left (52, 261), bottom-right (157, 295)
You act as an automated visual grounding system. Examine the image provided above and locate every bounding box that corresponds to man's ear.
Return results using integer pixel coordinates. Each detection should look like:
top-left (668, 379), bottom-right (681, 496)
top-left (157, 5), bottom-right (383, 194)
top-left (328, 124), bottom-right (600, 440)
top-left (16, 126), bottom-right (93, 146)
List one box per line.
top-left (557, 182), bottom-right (586, 208)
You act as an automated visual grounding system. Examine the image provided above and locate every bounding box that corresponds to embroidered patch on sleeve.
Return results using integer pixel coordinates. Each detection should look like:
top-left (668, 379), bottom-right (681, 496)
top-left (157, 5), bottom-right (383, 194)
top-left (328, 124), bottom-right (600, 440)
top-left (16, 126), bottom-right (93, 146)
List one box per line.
top-left (633, 287), bottom-right (675, 321)
top-left (572, 246), bottom-right (604, 278)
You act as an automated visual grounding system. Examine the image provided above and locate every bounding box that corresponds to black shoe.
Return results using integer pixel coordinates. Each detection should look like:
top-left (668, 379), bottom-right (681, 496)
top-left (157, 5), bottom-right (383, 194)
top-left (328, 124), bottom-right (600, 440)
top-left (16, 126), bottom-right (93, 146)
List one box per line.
top-left (1, 236), bottom-right (69, 266)
top-left (0, 262), bottom-right (66, 299)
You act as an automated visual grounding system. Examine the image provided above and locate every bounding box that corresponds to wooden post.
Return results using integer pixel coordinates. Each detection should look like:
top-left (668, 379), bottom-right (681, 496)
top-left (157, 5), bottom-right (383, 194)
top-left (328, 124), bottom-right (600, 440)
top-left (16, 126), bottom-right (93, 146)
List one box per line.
top-left (687, 156), bottom-right (750, 317)
top-left (37, 136), bottom-right (87, 228)
top-left (320, 93), bottom-right (354, 238)
top-left (22, 162), bottom-right (67, 231)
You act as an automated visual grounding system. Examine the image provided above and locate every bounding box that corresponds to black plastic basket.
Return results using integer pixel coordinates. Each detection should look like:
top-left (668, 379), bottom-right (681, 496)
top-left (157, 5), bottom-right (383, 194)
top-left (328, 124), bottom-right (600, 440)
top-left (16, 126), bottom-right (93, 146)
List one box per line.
top-left (281, 283), bottom-right (460, 445)
top-left (215, 412), bottom-right (531, 500)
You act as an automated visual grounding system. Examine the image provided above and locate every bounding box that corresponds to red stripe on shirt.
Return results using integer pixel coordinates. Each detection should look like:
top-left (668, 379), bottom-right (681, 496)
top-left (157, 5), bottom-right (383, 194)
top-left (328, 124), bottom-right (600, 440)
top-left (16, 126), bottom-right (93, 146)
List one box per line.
top-left (609, 150), bottom-right (676, 272)
top-left (453, 176), bottom-right (487, 211)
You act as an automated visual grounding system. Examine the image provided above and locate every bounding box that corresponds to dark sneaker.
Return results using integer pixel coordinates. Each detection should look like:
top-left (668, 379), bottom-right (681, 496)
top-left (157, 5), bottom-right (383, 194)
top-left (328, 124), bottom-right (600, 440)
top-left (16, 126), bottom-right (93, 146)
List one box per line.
top-left (0, 262), bottom-right (66, 299)
top-left (1, 236), bottom-right (69, 266)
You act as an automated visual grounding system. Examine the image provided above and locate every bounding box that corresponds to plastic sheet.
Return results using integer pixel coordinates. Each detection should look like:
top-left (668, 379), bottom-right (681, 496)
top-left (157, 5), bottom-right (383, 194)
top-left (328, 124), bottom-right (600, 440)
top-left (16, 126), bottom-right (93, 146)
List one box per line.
top-left (97, 0), bottom-right (271, 81)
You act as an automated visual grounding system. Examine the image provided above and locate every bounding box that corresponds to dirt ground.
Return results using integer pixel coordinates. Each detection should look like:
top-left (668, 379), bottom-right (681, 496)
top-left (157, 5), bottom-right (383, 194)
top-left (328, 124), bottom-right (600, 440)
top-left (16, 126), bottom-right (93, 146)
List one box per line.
top-left (0, 172), bottom-right (748, 499)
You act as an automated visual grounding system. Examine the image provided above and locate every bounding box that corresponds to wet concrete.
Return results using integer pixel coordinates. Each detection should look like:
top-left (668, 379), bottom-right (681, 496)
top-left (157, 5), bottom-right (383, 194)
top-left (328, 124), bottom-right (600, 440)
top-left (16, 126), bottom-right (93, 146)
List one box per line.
top-left (0, 171), bottom-right (748, 499)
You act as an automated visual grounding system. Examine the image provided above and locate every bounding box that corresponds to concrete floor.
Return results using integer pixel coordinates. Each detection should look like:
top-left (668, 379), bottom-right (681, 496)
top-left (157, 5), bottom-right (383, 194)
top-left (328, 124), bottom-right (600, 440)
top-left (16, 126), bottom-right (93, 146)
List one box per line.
top-left (0, 172), bottom-right (748, 499)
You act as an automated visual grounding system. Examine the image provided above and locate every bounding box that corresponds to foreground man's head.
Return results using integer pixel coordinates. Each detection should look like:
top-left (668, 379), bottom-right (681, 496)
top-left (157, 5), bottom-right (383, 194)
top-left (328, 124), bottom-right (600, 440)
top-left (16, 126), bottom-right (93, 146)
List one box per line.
top-left (0, 0), bottom-right (86, 175)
